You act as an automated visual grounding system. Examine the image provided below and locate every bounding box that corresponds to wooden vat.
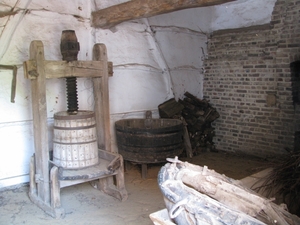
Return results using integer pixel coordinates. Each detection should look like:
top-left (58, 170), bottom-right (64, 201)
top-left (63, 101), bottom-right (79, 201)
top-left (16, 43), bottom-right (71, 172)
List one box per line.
top-left (53, 110), bottom-right (99, 169)
top-left (115, 115), bottom-right (183, 164)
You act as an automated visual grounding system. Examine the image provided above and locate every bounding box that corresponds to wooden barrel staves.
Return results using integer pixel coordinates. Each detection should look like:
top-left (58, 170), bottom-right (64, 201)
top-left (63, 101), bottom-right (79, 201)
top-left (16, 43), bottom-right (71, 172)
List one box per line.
top-left (115, 118), bottom-right (184, 164)
top-left (53, 111), bottom-right (98, 169)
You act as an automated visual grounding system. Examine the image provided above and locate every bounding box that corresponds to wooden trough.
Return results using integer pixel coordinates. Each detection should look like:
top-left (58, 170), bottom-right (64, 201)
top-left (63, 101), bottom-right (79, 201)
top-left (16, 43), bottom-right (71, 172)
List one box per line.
top-left (155, 157), bottom-right (300, 225)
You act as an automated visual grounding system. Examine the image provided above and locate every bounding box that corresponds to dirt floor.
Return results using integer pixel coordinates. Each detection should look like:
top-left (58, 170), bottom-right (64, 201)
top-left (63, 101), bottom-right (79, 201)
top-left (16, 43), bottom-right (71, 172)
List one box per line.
top-left (0, 151), bottom-right (270, 225)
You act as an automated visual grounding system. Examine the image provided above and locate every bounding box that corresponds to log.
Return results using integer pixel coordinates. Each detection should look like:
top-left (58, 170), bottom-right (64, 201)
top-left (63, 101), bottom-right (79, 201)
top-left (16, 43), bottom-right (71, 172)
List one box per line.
top-left (157, 93), bottom-right (219, 155)
top-left (91, 0), bottom-right (236, 29)
top-left (183, 125), bottom-right (193, 158)
top-left (184, 91), bottom-right (209, 108)
top-left (158, 98), bottom-right (184, 118)
top-left (180, 100), bottom-right (206, 118)
top-left (180, 93), bottom-right (219, 154)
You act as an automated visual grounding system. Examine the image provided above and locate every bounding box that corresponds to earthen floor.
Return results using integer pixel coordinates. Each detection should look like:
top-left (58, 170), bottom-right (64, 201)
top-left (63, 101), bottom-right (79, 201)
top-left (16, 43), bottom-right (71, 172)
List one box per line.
top-left (0, 151), bottom-right (269, 225)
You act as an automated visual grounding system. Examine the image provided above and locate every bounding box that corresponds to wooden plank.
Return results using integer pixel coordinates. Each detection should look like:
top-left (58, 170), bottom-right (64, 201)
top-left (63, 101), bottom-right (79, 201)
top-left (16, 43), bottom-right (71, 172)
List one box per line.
top-left (92, 44), bottom-right (111, 152)
top-left (59, 157), bottom-right (114, 180)
top-left (24, 60), bottom-right (110, 79)
top-left (91, 0), bottom-right (236, 29)
top-left (29, 41), bottom-right (50, 204)
top-left (60, 174), bottom-right (115, 188)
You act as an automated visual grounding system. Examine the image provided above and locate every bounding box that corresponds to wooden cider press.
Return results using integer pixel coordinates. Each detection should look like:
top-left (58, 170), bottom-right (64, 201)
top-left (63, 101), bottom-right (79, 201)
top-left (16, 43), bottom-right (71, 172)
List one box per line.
top-left (52, 30), bottom-right (99, 169)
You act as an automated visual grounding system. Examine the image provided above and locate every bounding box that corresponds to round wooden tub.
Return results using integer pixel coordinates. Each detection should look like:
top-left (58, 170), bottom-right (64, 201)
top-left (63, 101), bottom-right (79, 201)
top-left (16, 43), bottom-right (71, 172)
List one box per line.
top-left (115, 112), bottom-right (184, 164)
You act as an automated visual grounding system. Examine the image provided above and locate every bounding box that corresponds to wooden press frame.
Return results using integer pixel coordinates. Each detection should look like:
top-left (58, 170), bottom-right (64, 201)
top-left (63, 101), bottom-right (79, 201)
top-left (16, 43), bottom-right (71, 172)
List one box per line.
top-left (23, 41), bottom-right (127, 218)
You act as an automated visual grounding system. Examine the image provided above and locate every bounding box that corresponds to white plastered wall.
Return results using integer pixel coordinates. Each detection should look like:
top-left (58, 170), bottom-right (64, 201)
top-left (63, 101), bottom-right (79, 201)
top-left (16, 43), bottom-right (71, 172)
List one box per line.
top-left (0, 0), bottom-right (95, 188)
top-left (0, 0), bottom-right (276, 188)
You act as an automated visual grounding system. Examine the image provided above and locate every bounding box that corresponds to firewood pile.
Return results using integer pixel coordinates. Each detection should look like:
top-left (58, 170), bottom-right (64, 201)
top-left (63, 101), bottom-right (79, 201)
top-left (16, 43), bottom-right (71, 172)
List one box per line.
top-left (158, 92), bottom-right (220, 156)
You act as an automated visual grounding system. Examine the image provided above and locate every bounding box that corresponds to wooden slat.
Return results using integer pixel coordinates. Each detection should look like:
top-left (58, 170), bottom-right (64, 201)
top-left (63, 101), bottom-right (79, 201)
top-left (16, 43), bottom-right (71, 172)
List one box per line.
top-left (91, 0), bottom-right (236, 29)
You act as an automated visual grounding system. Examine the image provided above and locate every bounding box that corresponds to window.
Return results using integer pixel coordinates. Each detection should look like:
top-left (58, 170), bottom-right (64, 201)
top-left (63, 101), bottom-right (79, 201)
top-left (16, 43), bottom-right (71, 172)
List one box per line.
top-left (290, 61), bottom-right (300, 105)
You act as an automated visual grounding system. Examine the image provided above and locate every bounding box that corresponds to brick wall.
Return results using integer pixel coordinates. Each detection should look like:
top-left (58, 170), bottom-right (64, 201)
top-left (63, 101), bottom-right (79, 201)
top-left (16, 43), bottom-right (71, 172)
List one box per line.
top-left (204, 0), bottom-right (300, 157)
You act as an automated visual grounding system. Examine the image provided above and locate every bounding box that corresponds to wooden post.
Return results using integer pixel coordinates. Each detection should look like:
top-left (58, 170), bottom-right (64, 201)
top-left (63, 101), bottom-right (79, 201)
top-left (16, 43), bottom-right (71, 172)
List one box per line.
top-left (92, 44), bottom-right (111, 152)
top-left (92, 44), bottom-right (115, 192)
top-left (114, 155), bottom-right (128, 201)
top-left (50, 166), bottom-right (61, 209)
top-left (29, 41), bottom-right (50, 204)
top-left (29, 155), bottom-right (37, 195)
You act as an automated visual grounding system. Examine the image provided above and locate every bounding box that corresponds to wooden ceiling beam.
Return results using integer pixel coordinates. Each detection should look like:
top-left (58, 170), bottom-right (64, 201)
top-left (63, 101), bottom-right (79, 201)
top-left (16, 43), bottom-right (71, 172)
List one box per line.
top-left (91, 0), bottom-right (236, 29)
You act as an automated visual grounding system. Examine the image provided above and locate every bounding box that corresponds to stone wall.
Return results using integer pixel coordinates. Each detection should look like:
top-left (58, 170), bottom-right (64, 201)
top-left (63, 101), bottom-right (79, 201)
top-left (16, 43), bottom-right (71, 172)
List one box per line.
top-left (204, 0), bottom-right (300, 156)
